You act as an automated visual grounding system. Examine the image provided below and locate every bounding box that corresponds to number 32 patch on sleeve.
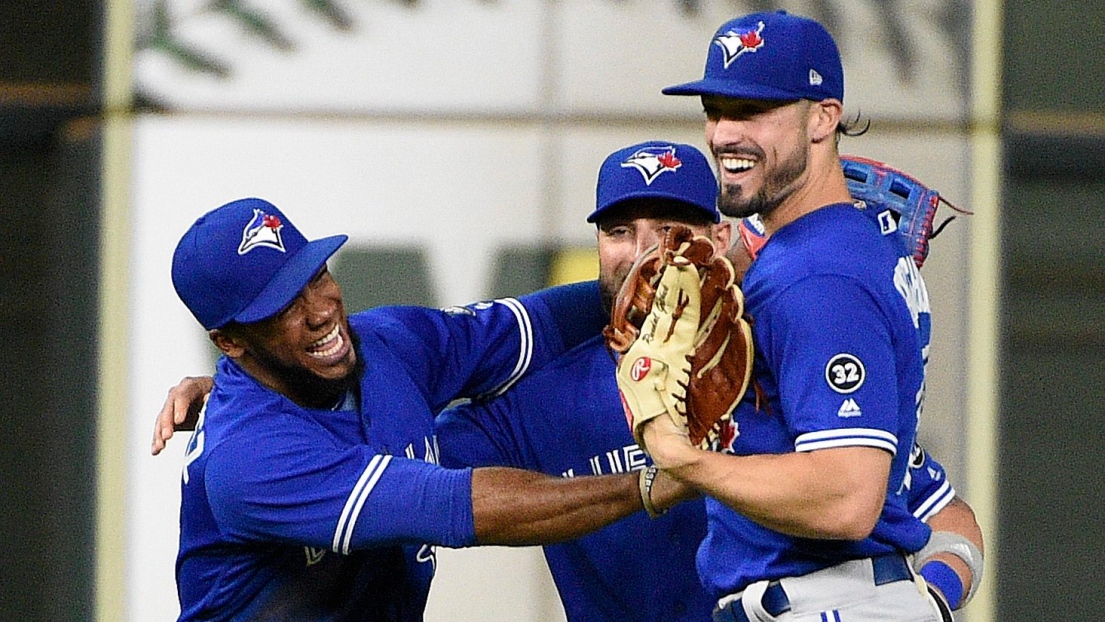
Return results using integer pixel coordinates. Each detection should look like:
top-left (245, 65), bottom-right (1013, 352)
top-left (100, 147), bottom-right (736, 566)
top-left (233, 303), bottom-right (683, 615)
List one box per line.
top-left (825, 353), bottom-right (865, 394)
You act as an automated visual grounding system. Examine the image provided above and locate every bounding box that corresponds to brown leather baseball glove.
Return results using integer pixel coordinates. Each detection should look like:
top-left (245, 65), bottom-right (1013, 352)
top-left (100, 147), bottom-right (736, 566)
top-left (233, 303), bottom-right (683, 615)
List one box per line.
top-left (604, 225), bottom-right (754, 450)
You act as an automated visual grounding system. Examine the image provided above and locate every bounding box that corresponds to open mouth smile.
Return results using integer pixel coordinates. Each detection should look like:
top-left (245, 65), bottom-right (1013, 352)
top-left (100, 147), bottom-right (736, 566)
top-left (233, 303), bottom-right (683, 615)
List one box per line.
top-left (307, 324), bottom-right (345, 358)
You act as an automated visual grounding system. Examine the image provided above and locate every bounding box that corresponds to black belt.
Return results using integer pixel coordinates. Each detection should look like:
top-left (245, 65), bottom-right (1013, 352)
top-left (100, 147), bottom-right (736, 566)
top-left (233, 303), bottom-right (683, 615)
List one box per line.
top-left (712, 553), bottom-right (913, 622)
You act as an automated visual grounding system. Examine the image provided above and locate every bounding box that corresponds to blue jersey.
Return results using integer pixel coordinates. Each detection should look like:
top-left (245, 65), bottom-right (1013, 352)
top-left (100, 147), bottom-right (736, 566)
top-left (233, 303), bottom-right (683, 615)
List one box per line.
top-left (437, 334), bottom-right (954, 621)
top-left (699, 203), bottom-right (934, 598)
top-left (175, 282), bottom-right (606, 622)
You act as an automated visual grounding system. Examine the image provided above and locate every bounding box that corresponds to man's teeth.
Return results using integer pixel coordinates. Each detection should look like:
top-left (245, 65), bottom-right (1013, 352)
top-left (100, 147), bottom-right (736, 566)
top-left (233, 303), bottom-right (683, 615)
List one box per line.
top-left (720, 157), bottom-right (755, 173)
top-left (309, 325), bottom-right (344, 357)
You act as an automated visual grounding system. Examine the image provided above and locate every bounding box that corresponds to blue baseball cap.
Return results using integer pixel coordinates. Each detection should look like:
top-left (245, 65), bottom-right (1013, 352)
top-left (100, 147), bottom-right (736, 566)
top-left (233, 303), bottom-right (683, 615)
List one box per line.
top-left (588, 141), bottom-right (720, 224)
top-left (172, 197), bottom-right (348, 330)
top-left (662, 10), bottom-right (844, 102)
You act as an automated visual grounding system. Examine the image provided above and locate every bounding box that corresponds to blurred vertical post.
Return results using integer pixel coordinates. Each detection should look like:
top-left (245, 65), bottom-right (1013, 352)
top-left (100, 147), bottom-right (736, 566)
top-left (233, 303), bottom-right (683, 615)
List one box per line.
top-left (967, 1), bottom-right (1003, 621)
top-left (97, 1), bottom-right (135, 621)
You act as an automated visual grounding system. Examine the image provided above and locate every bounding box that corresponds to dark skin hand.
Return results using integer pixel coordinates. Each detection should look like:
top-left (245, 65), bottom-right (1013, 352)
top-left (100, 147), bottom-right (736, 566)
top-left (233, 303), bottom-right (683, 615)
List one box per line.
top-left (151, 375), bottom-right (210, 454)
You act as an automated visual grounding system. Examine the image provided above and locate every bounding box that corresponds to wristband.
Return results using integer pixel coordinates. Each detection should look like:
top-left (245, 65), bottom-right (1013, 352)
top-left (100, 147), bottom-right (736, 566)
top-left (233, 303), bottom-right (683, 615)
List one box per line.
top-left (920, 560), bottom-right (963, 610)
top-left (639, 465), bottom-right (666, 519)
top-left (913, 530), bottom-right (983, 606)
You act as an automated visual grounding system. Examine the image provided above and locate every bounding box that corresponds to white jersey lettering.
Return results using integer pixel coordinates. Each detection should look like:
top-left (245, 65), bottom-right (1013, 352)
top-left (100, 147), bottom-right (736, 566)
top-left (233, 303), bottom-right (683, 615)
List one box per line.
top-left (893, 257), bottom-right (931, 330)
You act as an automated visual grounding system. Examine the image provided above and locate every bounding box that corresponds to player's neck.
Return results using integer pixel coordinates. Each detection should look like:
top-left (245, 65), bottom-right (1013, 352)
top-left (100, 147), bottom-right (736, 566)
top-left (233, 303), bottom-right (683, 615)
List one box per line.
top-left (762, 157), bottom-right (852, 235)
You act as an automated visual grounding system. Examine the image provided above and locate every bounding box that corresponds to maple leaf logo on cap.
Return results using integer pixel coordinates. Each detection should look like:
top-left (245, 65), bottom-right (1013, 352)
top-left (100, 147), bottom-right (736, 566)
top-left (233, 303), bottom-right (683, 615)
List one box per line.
top-left (715, 21), bottom-right (765, 68)
top-left (238, 209), bottom-right (286, 255)
top-left (621, 146), bottom-right (683, 186)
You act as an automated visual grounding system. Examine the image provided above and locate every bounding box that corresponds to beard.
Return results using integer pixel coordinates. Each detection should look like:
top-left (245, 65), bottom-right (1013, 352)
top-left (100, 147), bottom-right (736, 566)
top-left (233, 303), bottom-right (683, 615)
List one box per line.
top-left (251, 327), bottom-right (364, 408)
top-left (599, 265), bottom-right (631, 316)
top-left (717, 144), bottom-right (808, 219)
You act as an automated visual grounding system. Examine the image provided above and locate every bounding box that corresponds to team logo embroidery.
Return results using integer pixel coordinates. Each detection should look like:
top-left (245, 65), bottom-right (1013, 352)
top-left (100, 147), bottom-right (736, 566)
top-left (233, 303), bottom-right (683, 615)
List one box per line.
top-left (621, 146), bottom-right (682, 185)
top-left (837, 398), bottom-right (862, 418)
top-left (629, 356), bottom-right (652, 381)
top-left (238, 209), bottom-right (286, 255)
top-left (825, 353), bottom-right (865, 394)
top-left (714, 21), bottom-right (765, 68)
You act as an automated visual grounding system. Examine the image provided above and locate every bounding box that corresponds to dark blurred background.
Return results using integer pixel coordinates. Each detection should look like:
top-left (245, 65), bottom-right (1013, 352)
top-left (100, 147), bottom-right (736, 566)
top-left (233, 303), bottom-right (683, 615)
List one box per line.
top-left (1, 1), bottom-right (1102, 620)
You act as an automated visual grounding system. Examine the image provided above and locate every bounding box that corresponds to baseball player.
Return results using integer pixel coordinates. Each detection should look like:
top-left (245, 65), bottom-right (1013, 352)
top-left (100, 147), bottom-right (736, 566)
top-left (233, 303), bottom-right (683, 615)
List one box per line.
top-left (631, 10), bottom-right (978, 622)
top-left (154, 142), bottom-right (981, 621)
top-left (165, 197), bottom-right (675, 621)
top-left (435, 141), bottom-right (979, 621)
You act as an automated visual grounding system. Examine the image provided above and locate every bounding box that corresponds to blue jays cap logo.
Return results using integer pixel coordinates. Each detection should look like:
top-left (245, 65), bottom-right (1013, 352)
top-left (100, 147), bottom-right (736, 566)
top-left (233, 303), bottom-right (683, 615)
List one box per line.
top-left (238, 208), bottom-right (286, 255)
top-left (621, 146), bottom-right (682, 186)
top-left (715, 20), bottom-right (765, 69)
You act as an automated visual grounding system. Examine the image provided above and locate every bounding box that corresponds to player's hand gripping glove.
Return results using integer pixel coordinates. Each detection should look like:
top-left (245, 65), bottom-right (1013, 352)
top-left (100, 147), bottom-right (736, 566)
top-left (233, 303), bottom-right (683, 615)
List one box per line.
top-left (604, 226), bottom-right (754, 451)
top-left (840, 155), bottom-right (971, 269)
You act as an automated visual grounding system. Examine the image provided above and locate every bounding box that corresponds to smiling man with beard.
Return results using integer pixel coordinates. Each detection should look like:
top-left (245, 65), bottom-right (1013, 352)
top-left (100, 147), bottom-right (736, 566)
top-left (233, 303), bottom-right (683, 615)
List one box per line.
top-left (634, 10), bottom-right (975, 622)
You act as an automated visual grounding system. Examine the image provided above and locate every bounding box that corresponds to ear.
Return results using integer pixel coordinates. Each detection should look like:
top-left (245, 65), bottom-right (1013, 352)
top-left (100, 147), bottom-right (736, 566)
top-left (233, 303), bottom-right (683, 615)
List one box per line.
top-left (809, 99), bottom-right (843, 143)
top-left (712, 220), bottom-right (734, 257)
top-left (209, 329), bottom-right (246, 358)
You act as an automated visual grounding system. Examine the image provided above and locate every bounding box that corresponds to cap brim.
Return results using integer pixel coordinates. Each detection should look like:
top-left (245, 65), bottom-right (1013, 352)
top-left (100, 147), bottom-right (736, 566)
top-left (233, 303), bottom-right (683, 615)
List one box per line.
top-left (587, 191), bottom-right (720, 224)
top-left (234, 234), bottom-right (348, 324)
top-left (662, 79), bottom-right (803, 101)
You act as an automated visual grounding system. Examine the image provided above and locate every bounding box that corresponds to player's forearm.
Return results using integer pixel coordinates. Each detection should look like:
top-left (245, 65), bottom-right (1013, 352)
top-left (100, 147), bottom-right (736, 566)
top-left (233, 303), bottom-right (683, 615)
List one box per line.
top-left (922, 496), bottom-right (985, 603)
top-left (469, 467), bottom-right (641, 546)
top-left (658, 444), bottom-right (889, 540)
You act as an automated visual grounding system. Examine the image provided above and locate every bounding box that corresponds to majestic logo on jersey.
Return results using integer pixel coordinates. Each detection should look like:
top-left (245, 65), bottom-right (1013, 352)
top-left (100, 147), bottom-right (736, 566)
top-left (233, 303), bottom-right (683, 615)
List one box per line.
top-left (621, 147), bottom-right (682, 185)
top-left (825, 353), bottom-right (865, 394)
top-left (238, 209), bottom-right (286, 255)
top-left (837, 398), bottom-right (862, 418)
top-left (629, 356), bottom-right (652, 381)
top-left (714, 21), bottom-right (765, 68)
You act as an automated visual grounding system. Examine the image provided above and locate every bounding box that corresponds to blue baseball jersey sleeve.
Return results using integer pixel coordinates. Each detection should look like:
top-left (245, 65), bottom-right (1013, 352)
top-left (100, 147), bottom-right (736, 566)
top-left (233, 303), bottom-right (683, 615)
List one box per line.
top-left (175, 282), bottom-right (606, 622)
top-left (700, 204), bottom-right (934, 598)
top-left (905, 442), bottom-right (956, 522)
